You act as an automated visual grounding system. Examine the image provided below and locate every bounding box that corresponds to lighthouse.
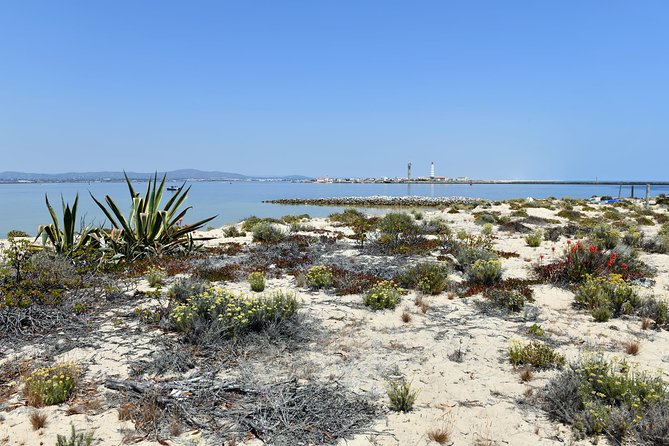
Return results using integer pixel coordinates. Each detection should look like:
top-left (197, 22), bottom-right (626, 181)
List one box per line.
top-left (407, 161), bottom-right (412, 180)
top-left (430, 161), bottom-right (435, 179)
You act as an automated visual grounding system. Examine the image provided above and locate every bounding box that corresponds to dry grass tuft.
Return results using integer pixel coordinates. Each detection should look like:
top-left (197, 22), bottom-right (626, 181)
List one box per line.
top-left (623, 339), bottom-right (640, 355)
top-left (117, 401), bottom-right (135, 421)
top-left (641, 317), bottom-right (653, 330)
top-left (29, 411), bottom-right (47, 430)
top-left (401, 309), bottom-right (412, 323)
top-left (519, 367), bottom-right (534, 382)
top-left (427, 426), bottom-right (451, 444)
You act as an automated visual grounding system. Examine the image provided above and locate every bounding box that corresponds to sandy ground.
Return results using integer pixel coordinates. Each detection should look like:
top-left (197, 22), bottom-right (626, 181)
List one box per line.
top-left (1, 198), bottom-right (668, 446)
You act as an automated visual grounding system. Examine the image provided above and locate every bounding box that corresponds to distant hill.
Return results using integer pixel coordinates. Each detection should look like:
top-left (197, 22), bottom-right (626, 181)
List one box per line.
top-left (0, 170), bottom-right (311, 182)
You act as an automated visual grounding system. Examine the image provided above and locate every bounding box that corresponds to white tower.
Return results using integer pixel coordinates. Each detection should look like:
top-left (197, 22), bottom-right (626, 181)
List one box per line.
top-left (430, 161), bottom-right (435, 179)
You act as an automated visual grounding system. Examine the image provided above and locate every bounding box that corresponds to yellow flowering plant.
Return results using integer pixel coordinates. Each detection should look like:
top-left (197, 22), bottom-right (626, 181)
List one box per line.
top-left (171, 287), bottom-right (298, 339)
top-left (23, 362), bottom-right (79, 406)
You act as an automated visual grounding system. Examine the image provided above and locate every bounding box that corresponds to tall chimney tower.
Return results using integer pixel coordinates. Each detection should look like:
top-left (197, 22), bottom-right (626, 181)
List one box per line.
top-left (407, 161), bottom-right (412, 180)
top-left (430, 161), bottom-right (435, 179)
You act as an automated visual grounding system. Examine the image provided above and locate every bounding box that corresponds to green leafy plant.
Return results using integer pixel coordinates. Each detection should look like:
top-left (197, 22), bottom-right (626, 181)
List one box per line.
top-left (508, 340), bottom-right (565, 369)
top-left (23, 362), bottom-right (79, 407)
top-left (55, 425), bottom-right (93, 446)
top-left (363, 280), bottom-right (401, 310)
top-left (247, 271), bottom-right (266, 292)
top-left (37, 195), bottom-right (96, 257)
top-left (305, 265), bottom-right (334, 289)
top-left (91, 173), bottom-right (215, 260)
top-left (387, 376), bottom-right (418, 412)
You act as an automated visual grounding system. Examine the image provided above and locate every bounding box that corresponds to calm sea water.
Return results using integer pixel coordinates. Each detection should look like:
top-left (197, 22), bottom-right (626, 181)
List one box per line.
top-left (1, 181), bottom-right (667, 237)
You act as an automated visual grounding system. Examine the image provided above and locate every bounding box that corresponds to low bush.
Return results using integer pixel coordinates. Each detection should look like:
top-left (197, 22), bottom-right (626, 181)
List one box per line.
top-left (252, 222), bottom-right (285, 243)
top-left (328, 208), bottom-right (367, 226)
top-left (305, 265), bottom-right (334, 290)
top-left (23, 362), bottom-right (79, 407)
top-left (167, 277), bottom-right (208, 303)
top-left (536, 241), bottom-right (646, 285)
top-left (373, 212), bottom-right (431, 255)
top-left (590, 225), bottom-right (621, 250)
top-left (171, 288), bottom-right (299, 341)
top-left (525, 230), bottom-right (543, 247)
top-left (223, 226), bottom-right (245, 237)
top-left (247, 271), bottom-right (266, 292)
top-left (363, 280), bottom-right (401, 310)
top-left (397, 262), bottom-right (449, 295)
top-left (487, 289), bottom-right (533, 312)
top-left (508, 341), bottom-right (565, 370)
top-left (7, 229), bottom-right (30, 238)
top-left (193, 262), bottom-right (240, 282)
top-left (467, 259), bottom-right (503, 286)
top-left (542, 355), bottom-right (669, 441)
top-left (575, 274), bottom-right (641, 321)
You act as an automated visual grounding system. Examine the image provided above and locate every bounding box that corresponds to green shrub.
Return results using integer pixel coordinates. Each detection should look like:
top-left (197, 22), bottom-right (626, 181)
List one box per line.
top-left (167, 277), bottom-right (208, 303)
top-left (398, 262), bottom-right (449, 295)
top-left (375, 212), bottom-right (427, 254)
top-left (247, 271), bottom-right (266, 292)
top-left (508, 341), bottom-right (565, 369)
top-left (363, 280), bottom-right (401, 310)
top-left (487, 289), bottom-right (533, 312)
top-left (23, 362), bottom-right (79, 407)
top-left (223, 226), bottom-right (245, 237)
top-left (56, 425), bottom-right (93, 446)
top-left (575, 275), bottom-right (641, 320)
top-left (453, 246), bottom-right (497, 274)
top-left (542, 356), bottom-right (669, 440)
top-left (252, 222), bottom-right (285, 243)
top-left (590, 306), bottom-right (612, 322)
top-left (328, 208), bottom-right (367, 225)
top-left (591, 225), bottom-right (621, 250)
top-left (6, 230), bottom-right (30, 238)
top-left (525, 230), bottom-right (542, 247)
top-left (171, 288), bottom-right (299, 340)
top-left (305, 265), bottom-right (334, 289)
top-left (623, 226), bottom-right (643, 248)
top-left (281, 214), bottom-right (310, 224)
top-left (422, 217), bottom-right (451, 237)
top-left (467, 259), bottom-right (502, 286)
top-left (387, 376), bottom-right (418, 412)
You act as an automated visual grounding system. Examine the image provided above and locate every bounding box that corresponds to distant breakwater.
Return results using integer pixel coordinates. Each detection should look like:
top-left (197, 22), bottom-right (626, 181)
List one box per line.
top-left (265, 195), bottom-right (484, 207)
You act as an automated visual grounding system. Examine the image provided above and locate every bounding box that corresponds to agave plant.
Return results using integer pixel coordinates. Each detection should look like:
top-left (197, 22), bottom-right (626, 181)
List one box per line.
top-left (91, 173), bottom-right (215, 259)
top-left (37, 194), bottom-right (96, 256)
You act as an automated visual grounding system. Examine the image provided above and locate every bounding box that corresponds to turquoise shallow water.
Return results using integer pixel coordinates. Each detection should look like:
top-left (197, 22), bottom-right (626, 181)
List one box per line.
top-left (1, 181), bottom-right (667, 237)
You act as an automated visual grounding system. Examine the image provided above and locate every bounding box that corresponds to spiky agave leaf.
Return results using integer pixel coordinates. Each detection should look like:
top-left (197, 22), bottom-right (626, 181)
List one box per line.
top-left (91, 172), bottom-right (216, 259)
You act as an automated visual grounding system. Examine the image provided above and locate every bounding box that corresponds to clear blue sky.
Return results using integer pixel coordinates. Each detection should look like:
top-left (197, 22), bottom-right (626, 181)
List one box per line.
top-left (1, 1), bottom-right (668, 180)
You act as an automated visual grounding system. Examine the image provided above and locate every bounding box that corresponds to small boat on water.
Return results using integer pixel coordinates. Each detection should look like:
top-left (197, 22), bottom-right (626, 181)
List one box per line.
top-left (167, 186), bottom-right (179, 192)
